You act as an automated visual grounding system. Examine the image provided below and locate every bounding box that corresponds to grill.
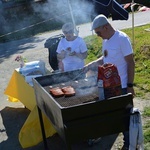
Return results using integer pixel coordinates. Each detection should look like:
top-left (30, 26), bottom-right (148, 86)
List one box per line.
top-left (33, 69), bottom-right (133, 150)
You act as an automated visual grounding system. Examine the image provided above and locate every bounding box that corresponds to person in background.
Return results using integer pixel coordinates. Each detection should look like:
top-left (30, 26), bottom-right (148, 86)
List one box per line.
top-left (56, 22), bottom-right (88, 72)
top-left (85, 14), bottom-right (135, 150)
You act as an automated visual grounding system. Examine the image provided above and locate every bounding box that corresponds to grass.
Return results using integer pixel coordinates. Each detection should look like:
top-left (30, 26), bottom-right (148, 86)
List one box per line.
top-left (84, 24), bottom-right (150, 147)
top-left (143, 107), bottom-right (150, 149)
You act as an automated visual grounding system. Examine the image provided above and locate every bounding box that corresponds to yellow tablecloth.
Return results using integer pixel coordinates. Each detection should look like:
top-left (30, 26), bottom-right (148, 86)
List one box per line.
top-left (4, 69), bottom-right (56, 148)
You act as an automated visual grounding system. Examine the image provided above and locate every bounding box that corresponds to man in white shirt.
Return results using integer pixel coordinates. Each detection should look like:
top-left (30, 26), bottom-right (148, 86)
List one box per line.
top-left (85, 14), bottom-right (135, 150)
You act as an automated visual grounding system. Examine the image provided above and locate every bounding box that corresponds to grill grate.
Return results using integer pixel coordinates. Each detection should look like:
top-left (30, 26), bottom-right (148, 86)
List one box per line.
top-left (44, 76), bottom-right (99, 107)
top-left (44, 86), bottom-right (99, 107)
top-left (55, 93), bottom-right (98, 107)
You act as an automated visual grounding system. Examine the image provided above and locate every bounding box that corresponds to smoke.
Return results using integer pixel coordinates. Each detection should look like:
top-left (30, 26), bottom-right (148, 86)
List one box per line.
top-left (31, 0), bottom-right (94, 25)
top-left (0, 0), bottom-right (95, 40)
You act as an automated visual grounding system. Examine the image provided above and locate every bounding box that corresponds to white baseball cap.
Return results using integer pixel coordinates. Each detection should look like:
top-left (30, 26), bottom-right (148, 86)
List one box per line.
top-left (62, 22), bottom-right (74, 33)
top-left (91, 14), bottom-right (109, 30)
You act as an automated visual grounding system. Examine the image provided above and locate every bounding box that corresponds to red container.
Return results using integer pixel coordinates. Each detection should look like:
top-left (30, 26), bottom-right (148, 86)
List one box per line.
top-left (98, 63), bottom-right (122, 99)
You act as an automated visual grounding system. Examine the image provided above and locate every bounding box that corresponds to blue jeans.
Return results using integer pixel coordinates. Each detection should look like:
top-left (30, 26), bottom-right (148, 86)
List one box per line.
top-left (122, 88), bottom-right (129, 148)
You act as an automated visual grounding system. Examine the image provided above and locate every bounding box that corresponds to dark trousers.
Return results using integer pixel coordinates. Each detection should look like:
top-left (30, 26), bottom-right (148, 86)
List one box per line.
top-left (122, 88), bottom-right (129, 148)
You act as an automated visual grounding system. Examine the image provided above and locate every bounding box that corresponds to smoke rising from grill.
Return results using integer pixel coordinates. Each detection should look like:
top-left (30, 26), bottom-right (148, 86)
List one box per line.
top-left (0, 0), bottom-right (94, 39)
top-left (31, 0), bottom-right (94, 25)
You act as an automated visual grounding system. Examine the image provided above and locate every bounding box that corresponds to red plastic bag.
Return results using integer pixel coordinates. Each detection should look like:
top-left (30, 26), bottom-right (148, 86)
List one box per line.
top-left (98, 63), bottom-right (122, 99)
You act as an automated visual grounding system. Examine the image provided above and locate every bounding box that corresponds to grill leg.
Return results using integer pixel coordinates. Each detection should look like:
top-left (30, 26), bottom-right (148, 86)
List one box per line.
top-left (66, 142), bottom-right (72, 150)
top-left (37, 106), bottom-right (49, 150)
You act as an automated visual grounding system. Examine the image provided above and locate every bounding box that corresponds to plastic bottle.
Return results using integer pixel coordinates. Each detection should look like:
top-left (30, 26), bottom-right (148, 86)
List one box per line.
top-left (97, 79), bottom-right (105, 100)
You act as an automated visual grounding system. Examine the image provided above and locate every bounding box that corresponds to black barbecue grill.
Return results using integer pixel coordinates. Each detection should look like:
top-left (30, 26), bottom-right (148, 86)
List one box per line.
top-left (33, 69), bottom-right (133, 150)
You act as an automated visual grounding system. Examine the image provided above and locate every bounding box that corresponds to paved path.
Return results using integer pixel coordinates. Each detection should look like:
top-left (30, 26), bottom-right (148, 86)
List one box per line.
top-left (0, 10), bottom-right (150, 150)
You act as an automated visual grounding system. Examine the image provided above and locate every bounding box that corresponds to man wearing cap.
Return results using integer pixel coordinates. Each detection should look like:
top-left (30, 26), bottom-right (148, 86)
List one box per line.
top-left (85, 14), bottom-right (135, 150)
top-left (57, 22), bottom-right (88, 72)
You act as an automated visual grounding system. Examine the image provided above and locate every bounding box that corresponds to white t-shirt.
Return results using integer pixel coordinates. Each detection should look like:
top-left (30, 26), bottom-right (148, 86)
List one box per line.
top-left (57, 37), bottom-right (87, 72)
top-left (102, 30), bottom-right (133, 88)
